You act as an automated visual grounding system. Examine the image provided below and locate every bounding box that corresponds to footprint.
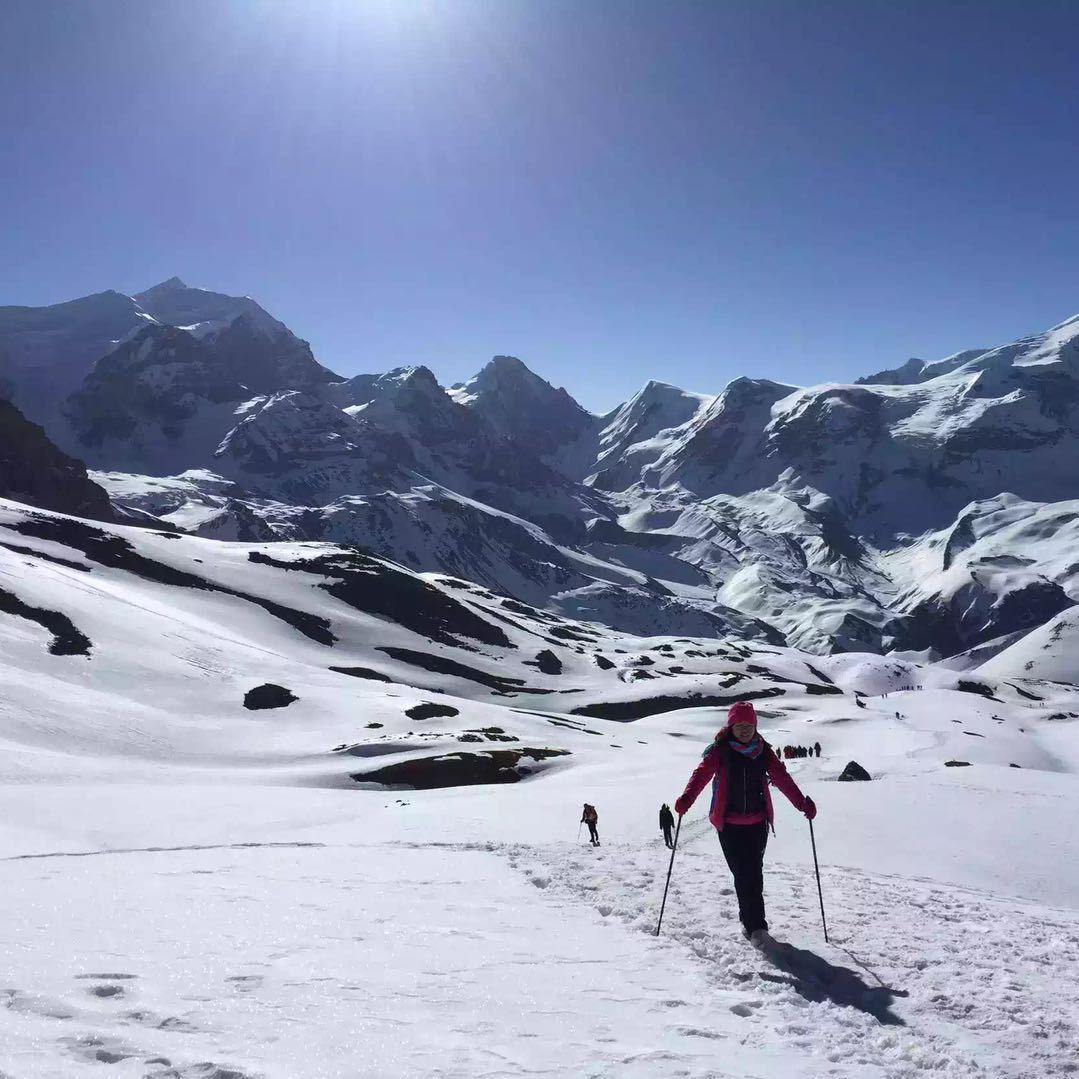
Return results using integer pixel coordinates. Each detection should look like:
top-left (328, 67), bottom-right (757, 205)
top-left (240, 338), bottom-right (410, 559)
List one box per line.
top-left (729, 1000), bottom-right (763, 1018)
top-left (3, 988), bottom-right (76, 1020)
top-left (60, 1033), bottom-right (139, 1065)
top-left (75, 972), bottom-right (138, 981)
top-left (88, 984), bottom-right (125, 999)
top-left (125, 1009), bottom-right (198, 1032)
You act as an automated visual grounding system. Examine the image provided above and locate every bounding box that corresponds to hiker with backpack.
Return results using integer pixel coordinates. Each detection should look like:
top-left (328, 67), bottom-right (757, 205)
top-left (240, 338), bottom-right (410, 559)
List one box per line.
top-left (581, 803), bottom-right (600, 846)
top-left (673, 701), bottom-right (816, 945)
top-left (659, 803), bottom-right (675, 848)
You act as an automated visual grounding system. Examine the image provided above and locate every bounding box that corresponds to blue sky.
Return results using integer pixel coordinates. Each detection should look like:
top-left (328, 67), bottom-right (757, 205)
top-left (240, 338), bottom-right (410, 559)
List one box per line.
top-left (3, 0), bottom-right (1078, 411)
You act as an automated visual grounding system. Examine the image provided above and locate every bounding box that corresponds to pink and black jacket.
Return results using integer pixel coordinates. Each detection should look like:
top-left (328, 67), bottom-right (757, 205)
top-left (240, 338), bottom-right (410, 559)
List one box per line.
top-left (675, 735), bottom-right (809, 832)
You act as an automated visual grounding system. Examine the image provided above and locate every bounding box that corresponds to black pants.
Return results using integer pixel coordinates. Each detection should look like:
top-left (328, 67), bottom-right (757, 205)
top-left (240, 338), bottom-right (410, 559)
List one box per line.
top-left (587, 822), bottom-right (599, 845)
top-left (718, 820), bottom-right (769, 934)
top-left (662, 825), bottom-right (673, 849)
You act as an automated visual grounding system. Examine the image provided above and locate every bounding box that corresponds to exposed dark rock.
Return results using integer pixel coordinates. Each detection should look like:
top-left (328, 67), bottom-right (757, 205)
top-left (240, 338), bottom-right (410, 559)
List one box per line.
top-left (804, 663), bottom-right (835, 685)
top-left (593, 655), bottom-right (615, 670)
top-left (351, 747), bottom-right (569, 789)
top-left (329, 666), bottom-right (394, 683)
top-left (244, 684), bottom-right (298, 710)
top-left (530, 649), bottom-right (562, 675)
top-left (838, 760), bottom-right (872, 781)
top-left (571, 688), bottom-right (786, 722)
top-left (249, 550), bottom-right (509, 649)
top-left (1007, 684), bottom-right (1043, 701)
top-left (957, 680), bottom-right (998, 700)
top-left (16, 515), bottom-right (335, 644)
top-left (0, 540), bottom-right (92, 572)
top-left (805, 683), bottom-right (843, 696)
top-left (0, 400), bottom-right (115, 521)
top-left (0, 585), bottom-right (92, 655)
top-left (465, 727), bottom-right (519, 742)
top-left (377, 646), bottom-right (551, 693)
top-left (944, 760), bottom-right (972, 768)
top-left (405, 703), bottom-right (460, 721)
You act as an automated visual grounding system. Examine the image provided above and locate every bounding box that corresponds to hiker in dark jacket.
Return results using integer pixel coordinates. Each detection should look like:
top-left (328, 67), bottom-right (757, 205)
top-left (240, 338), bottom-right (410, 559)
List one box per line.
top-left (659, 803), bottom-right (675, 848)
top-left (581, 803), bottom-right (600, 846)
top-left (674, 701), bottom-right (816, 944)
top-left (814, 742), bottom-right (821, 758)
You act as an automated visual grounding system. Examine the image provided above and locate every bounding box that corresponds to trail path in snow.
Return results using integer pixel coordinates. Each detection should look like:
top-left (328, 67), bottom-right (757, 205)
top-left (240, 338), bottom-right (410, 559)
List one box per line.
top-left (513, 826), bottom-right (1079, 1079)
top-left (1, 834), bottom-right (1076, 1078)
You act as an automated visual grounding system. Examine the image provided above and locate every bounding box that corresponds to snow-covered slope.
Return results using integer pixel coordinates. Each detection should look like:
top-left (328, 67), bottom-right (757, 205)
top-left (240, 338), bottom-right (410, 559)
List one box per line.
top-left (977, 604), bottom-right (1079, 684)
top-left (0, 494), bottom-right (1077, 1077)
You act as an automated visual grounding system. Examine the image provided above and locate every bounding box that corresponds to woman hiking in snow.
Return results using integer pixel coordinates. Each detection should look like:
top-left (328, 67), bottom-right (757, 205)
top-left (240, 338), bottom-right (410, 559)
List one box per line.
top-left (674, 701), bottom-right (816, 944)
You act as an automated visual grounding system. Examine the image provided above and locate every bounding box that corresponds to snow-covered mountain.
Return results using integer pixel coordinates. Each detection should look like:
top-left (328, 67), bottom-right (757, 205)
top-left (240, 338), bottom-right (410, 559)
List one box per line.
top-left (3, 277), bottom-right (1079, 657)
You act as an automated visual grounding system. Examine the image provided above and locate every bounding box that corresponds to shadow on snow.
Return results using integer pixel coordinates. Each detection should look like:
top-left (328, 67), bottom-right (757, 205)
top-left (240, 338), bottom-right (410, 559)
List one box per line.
top-left (757, 940), bottom-right (909, 1026)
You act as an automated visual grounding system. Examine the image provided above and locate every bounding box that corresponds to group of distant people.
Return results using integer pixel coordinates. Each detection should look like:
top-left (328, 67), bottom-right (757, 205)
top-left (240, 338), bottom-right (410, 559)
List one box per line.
top-left (782, 742), bottom-right (821, 759)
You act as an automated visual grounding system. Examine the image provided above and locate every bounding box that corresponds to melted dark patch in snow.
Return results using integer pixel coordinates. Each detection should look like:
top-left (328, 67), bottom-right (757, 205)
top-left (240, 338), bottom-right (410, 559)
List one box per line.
top-left (351, 747), bottom-right (568, 789)
top-left (335, 741), bottom-right (416, 758)
top-left (571, 687), bottom-right (786, 722)
top-left (0, 586), bottom-right (91, 655)
top-left (15, 516), bottom-right (334, 645)
top-left (248, 550), bottom-right (510, 649)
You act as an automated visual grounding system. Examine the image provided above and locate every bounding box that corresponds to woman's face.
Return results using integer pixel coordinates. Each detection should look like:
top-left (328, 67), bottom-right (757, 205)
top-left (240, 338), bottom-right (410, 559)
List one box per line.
top-left (731, 721), bottom-right (755, 743)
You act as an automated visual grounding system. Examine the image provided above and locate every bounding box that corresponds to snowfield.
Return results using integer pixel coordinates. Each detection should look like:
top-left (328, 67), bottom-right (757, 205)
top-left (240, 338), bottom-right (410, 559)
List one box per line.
top-left (1, 499), bottom-right (1078, 1077)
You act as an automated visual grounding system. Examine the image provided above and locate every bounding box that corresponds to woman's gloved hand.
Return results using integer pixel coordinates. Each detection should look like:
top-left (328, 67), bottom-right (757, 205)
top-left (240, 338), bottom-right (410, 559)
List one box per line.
top-left (803, 796), bottom-right (817, 820)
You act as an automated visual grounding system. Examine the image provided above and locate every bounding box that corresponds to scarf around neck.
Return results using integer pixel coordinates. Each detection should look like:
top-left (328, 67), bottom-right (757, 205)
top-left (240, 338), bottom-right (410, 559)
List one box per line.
top-left (728, 733), bottom-right (764, 760)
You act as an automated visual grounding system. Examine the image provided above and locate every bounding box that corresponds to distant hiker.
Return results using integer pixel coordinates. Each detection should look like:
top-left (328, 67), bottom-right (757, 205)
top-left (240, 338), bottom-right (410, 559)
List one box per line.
top-left (673, 701), bottom-right (816, 945)
top-left (581, 803), bottom-right (600, 846)
top-left (659, 803), bottom-right (675, 848)
top-left (814, 742), bottom-right (821, 758)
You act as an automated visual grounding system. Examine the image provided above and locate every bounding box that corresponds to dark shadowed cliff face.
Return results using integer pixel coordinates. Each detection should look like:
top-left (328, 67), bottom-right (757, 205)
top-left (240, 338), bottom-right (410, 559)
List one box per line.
top-left (0, 400), bottom-right (115, 522)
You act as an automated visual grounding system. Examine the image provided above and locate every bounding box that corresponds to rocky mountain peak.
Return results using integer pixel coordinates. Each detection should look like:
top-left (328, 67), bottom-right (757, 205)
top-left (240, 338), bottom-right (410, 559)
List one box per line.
top-left (0, 399), bottom-right (115, 521)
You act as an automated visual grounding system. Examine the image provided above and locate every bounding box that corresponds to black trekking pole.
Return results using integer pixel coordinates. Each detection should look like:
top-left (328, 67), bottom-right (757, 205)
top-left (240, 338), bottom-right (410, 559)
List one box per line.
top-left (809, 817), bottom-right (829, 943)
top-left (654, 815), bottom-right (682, 936)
